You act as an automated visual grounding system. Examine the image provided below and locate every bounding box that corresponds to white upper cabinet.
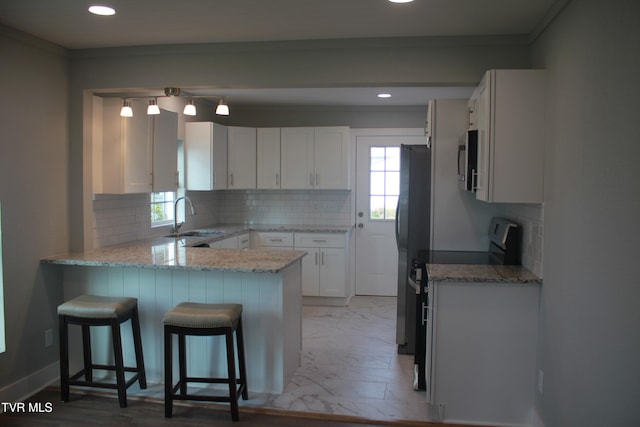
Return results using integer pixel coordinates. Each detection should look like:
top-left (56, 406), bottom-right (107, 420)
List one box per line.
top-left (95, 97), bottom-right (177, 194)
top-left (473, 69), bottom-right (546, 203)
top-left (227, 126), bottom-right (257, 189)
top-left (280, 126), bottom-right (350, 190)
top-left (151, 108), bottom-right (179, 192)
top-left (313, 127), bottom-right (350, 189)
top-left (257, 128), bottom-right (281, 189)
top-left (185, 122), bottom-right (228, 190)
top-left (281, 127), bottom-right (315, 189)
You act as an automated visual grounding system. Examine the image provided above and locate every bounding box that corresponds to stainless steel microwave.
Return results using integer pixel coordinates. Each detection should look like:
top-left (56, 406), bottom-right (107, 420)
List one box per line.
top-left (458, 129), bottom-right (478, 192)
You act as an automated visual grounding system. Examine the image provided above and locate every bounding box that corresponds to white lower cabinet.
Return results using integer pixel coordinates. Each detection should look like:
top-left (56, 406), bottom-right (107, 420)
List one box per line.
top-left (251, 231), bottom-right (294, 249)
top-left (237, 232), bottom-right (250, 249)
top-left (427, 280), bottom-right (540, 425)
top-left (295, 233), bottom-right (347, 298)
top-left (208, 232), bottom-right (251, 249)
top-left (207, 236), bottom-right (238, 248)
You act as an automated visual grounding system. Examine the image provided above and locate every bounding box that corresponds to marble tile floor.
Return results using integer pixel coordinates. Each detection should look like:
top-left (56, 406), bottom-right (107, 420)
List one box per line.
top-left (93, 296), bottom-right (431, 423)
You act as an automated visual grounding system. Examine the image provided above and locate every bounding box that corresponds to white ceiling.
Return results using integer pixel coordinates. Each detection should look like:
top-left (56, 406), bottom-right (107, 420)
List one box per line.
top-left (0, 0), bottom-right (561, 107)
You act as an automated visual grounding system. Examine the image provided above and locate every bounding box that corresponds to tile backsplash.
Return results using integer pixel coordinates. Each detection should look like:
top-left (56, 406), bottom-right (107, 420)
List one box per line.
top-left (93, 190), bottom-right (543, 277)
top-left (496, 203), bottom-right (544, 277)
top-left (93, 190), bottom-right (352, 247)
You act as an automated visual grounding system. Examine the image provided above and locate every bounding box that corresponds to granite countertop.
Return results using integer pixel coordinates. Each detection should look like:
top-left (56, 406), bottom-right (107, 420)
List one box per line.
top-left (427, 264), bottom-right (542, 284)
top-left (42, 239), bottom-right (307, 273)
top-left (41, 223), bottom-right (353, 273)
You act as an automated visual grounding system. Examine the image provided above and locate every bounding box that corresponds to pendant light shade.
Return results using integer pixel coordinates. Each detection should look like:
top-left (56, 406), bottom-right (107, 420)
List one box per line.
top-left (183, 100), bottom-right (196, 116)
top-left (147, 99), bottom-right (160, 115)
top-left (215, 99), bottom-right (229, 116)
top-left (120, 100), bottom-right (133, 117)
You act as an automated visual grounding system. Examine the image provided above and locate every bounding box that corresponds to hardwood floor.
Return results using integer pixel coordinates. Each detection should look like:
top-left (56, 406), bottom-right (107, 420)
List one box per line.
top-left (0, 387), bottom-right (430, 426)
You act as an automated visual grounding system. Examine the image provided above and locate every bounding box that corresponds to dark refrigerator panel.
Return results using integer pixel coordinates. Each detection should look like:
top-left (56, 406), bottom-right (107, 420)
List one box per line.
top-left (396, 144), bottom-right (431, 355)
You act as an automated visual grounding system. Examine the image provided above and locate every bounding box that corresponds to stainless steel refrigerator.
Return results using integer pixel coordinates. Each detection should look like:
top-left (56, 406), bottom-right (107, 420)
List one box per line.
top-left (395, 144), bottom-right (431, 354)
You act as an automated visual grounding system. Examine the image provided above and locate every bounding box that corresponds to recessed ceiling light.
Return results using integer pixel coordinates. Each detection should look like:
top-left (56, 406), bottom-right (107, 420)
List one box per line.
top-left (388, 0), bottom-right (415, 3)
top-left (88, 5), bottom-right (116, 16)
top-left (377, 93), bottom-right (392, 98)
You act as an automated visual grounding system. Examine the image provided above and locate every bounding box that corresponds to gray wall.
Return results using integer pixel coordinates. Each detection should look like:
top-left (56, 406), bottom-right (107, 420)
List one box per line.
top-left (0, 27), bottom-right (69, 399)
top-left (531, 1), bottom-right (640, 426)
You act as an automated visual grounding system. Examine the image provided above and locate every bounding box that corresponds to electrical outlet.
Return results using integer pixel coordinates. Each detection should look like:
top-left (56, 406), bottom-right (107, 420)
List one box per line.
top-left (537, 369), bottom-right (544, 394)
top-left (44, 329), bottom-right (53, 348)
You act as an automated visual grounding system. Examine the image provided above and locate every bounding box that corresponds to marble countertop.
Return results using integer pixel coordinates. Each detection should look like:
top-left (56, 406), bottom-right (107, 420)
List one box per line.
top-left (427, 263), bottom-right (542, 284)
top-left (42, 238), bottom-right (307, 273)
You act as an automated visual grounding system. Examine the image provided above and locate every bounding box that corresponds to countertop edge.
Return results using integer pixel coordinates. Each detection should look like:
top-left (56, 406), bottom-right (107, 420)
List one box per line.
top-left (426, 263), bottom-right (542, 284)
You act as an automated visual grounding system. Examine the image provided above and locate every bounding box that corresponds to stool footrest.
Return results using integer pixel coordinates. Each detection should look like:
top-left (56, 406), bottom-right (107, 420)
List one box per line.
top-left (68, 371), bottom-right (142, 391)
top-left (170, 381), bottom-right (247, 404)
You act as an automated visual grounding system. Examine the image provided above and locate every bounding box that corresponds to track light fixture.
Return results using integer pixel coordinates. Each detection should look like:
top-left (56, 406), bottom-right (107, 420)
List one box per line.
top-left (117, 87), bottom-right (230, 118)
top-left (183, 100), bottom-right (197, 116)
top-left (215, 99), bottom-right (230, 116)
top-left (147, 98), bottom-right (160, 115)
top-left (120, 100), bottom-right (133, 117)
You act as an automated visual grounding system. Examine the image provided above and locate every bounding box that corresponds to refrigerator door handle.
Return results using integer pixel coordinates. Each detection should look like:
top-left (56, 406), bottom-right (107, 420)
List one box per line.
top-left (395, 198), bottom-right (400, 248)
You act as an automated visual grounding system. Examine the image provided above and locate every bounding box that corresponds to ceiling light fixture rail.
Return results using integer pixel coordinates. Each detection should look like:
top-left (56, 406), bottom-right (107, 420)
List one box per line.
top-left (119, 87), bottom-right (230, 117)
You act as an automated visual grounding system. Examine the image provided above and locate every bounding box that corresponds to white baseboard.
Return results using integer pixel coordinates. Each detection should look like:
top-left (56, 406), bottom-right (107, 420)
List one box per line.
top-left (0, 362), bottom-right (59, 410)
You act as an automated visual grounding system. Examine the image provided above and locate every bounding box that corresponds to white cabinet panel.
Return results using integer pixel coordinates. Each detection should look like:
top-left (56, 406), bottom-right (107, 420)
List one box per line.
top-left (295, 232), bottom-right (347, 298)
top-left (257, 128), bottom-right (281, 189)
top-left (314, 127), bottom-right (350, 189)
top-left (95, 97), bottom-right (177, 194)
top-left (228, 126), bottom-right (256, 189)
top-left (252, 231), bottom-right (294, 249)
top-left (280, 127), bottom-right (350, 190)
top-left (472, 69), bottom-right (545, 203)
top-left (185, 122), bottom-right (228, 190)
top-left (280, 127), bottom-right (314, 189)
top-left (152, 109), bottom-right (178, 192)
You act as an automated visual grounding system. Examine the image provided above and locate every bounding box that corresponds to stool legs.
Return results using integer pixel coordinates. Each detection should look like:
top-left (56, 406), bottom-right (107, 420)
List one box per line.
top-left (236, 318), bottom-right (249, 401)
top-left (131, 307), bottom-right (147, 389)
top-left (81, 325), bottom-right (92, 382)
top-left (59, 315), bottom-right (70, 403)
top-left (164, 326), bottom-right (173, 418)
top-left (225, 329), bottom-right (239, 421)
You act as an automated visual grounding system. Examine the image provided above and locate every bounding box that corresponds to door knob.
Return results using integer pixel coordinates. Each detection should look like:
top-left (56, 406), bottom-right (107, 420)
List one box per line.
top-left (358, 212), bottom-right (364, 217)
top-left (358, 223), bottom-right (364, 228)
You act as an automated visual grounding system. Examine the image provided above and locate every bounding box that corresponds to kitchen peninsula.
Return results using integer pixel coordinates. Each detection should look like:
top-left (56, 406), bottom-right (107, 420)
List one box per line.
top-left (42, 235), bottom-right (307, 394)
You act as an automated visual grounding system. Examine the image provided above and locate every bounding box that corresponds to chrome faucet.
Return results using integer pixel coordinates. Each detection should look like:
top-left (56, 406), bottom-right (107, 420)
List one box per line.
top-left (173, 196), bottom-right (196, 235)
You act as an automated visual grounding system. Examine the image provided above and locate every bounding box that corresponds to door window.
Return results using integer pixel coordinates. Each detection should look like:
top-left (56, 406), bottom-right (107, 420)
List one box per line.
top-left (369, 146), bottom-right (400, 220)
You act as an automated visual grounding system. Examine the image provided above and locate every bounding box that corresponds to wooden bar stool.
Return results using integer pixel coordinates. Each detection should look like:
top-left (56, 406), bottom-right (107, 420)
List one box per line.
top-left (58, 295), bottom-right (147, 408)
top-left (163, 302), bottom-right (248, 421)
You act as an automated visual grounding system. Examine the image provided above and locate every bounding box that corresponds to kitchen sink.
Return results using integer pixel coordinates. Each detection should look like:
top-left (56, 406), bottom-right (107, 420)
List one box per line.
top-left (164, 230), bottom-right (223, 238)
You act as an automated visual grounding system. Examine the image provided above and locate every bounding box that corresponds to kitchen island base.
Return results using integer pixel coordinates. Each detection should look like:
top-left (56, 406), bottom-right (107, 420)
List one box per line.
top-left (57, 262), bottom-right (301, 395)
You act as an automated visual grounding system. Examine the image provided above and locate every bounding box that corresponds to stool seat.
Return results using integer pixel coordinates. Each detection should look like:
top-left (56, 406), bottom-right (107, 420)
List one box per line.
top-left (163, 302), bottom-right (242, 328)
top-left (58, 295), bottom-right (138, 319)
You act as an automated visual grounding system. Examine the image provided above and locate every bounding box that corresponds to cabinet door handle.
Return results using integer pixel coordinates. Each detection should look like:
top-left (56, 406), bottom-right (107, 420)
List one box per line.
top-left (313, 239), bottom-right (327, 243)
top-left (315, 252), bottom-right (318, 265)
top-left (321, 251), bottom-right (325, 265)
top-left (316, 173), bottom-right (319, 186)
top-left (276, 173), bottom-right (280, 186)
top-left (175, 171), bottom-right (179, 187)
top-left (230, 173), bottom-right (234, 186)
